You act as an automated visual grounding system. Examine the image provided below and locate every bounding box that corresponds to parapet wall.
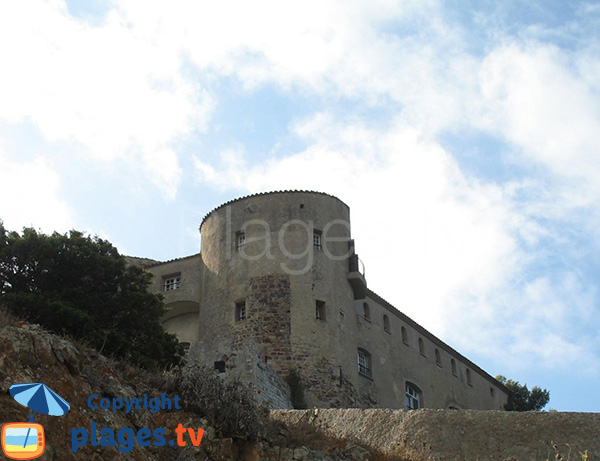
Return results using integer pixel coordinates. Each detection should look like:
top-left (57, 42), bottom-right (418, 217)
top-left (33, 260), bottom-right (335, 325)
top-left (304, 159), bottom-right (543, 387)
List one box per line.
top-left (271, 408), bottom-right (599, 459)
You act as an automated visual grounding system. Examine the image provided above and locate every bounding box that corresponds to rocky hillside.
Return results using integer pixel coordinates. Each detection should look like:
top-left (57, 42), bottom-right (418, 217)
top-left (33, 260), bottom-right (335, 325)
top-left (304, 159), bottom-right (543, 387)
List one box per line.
top-left (2, 318), bottom-right (597, 460)
top-left (0, 320), bottom-right (387, 460)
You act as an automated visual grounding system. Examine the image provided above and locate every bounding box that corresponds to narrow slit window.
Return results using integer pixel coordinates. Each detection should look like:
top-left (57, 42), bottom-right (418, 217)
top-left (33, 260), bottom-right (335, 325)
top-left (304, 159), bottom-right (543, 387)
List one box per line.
top-left (236, 231), bottom-right (246, 251)
top-left (363, 302), bottom-right (370, 321)
top-left (383, 314), bottom-right (390, 333)
top-left (401, 326), bottom-right (408, 345)
top-left (418, 337), bottom-right (426, 356)
top-left (316, 300), bottom-right (326, 321)
top-left (435, 349), bottom-right (442, 367)
top-left (451, 359), bottom-right (457, 376)
top-left (235, 300), bottom-right (246, 321)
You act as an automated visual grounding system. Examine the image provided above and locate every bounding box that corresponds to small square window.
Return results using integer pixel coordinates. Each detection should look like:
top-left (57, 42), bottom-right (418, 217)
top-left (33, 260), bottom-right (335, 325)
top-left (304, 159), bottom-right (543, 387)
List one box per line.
top-left (214, 361), bottom-right (226, 373)
top-left (164, 275), bottom-right (181, 291)
top-left (235, 300), bottom-right (246, 321)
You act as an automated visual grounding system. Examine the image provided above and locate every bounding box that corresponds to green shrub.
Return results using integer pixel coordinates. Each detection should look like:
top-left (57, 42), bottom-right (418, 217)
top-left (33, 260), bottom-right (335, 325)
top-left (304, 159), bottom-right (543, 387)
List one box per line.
top-left (169, 364), bottom-right (267, 440)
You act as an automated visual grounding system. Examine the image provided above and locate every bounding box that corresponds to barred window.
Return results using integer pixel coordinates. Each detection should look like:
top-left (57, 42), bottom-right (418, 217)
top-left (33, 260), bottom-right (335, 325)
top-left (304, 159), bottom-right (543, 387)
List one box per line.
top-left (164, 275), bottom-right (181, 291)
top-left (357, 348), bottom-right (372, 378)
top-left (313, 230), bottom-right (322, 250)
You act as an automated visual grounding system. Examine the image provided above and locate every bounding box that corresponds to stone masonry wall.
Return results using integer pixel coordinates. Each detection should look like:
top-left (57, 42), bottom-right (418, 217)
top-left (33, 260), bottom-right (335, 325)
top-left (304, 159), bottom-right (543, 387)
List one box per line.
top-left (234, 274), bottom-right (292, 375)
top-left (271, 408), bottom-right (600, 460)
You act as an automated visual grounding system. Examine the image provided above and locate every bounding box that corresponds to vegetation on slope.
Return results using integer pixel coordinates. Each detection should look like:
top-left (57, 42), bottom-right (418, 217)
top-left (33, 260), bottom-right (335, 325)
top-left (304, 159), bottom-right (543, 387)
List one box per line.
top-left (0, 221), bottom-right (183, 369)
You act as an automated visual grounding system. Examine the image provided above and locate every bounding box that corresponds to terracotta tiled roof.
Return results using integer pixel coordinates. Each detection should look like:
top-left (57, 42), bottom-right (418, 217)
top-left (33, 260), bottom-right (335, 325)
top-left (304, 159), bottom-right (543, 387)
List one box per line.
top-left (128, 252), bottom-right (201, 269)
top-left (199, 190), bottom-right (348, 229)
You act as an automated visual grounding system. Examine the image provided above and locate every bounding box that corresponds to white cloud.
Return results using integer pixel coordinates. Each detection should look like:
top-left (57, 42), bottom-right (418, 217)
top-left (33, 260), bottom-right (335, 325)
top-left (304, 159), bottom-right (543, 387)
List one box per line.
top-left (0, 0), bottom-right (214, 198)
top-left (477, 42), bottom-right (600, 200)
top-left (194, 115), bottom-right (520, 328)
top-left (194, 107), bottom-right (600, 376)
top-left (1, 0), bottom-right (599, 382)
top-left (0, 146), bottom-right (74, 233)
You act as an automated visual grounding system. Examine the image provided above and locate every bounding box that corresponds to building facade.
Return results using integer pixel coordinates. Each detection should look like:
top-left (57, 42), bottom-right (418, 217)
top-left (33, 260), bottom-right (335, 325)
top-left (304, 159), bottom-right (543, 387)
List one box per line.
top-left (132, 191), bottom-right (508, 410)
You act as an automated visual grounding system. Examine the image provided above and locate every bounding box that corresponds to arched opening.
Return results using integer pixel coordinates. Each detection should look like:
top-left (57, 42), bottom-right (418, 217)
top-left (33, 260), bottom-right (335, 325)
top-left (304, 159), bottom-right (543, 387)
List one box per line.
top-left (405, 382), bottom-right (422, 410)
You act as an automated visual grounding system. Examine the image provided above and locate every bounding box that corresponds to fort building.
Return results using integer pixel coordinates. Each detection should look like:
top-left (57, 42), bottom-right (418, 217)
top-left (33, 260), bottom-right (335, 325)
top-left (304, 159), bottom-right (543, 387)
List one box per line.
top-left (129, 190), bottom-right (509, 410)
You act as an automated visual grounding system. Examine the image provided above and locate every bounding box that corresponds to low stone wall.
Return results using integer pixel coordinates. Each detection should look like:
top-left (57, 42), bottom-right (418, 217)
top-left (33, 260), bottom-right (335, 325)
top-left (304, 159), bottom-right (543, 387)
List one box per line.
top-left (271, 408), bottom-right (599, 460)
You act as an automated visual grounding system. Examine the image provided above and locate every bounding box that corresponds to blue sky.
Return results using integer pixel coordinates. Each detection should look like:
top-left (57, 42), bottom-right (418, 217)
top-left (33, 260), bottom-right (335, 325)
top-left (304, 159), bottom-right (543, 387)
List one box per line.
top-left (1, 0), bottom-right (600, 411)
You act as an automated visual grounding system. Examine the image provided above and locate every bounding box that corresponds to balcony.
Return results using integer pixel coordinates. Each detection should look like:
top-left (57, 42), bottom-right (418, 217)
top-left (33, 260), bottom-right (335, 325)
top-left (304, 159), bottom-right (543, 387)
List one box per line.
top-left (348, 253), bottom-right (367, 300)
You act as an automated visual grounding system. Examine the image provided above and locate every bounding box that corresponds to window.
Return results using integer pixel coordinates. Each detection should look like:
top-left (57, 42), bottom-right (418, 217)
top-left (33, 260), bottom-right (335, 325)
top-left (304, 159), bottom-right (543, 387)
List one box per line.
top-left (236, 231), bottom-right (246, 251)
top-left (316, 300), bottom-right (326, 321)
top-left (466, 368), bottom-right (473, 386)
top-left (490, 387), bottom-right (495, 398)
top-left (357, 348), bottom-right (372, 378)
top-left (383, 314), bottom-right (390, 333)
top-left (214, 361), bottom-right (226, 373)
top-left (418, 337), bottom-right (426, 356)
top-left (405, 382), bottom-right (421, 410)
top-left (164, 275), bottom-right (181, 291)
top-left (363, 302), bottom-right (370, 322)
top-left (235, 300), bottom-right (246, 321)
top-left (401, 326), bottom-right (408, 345)
top-left (451, 359), bottom-right (457, 376)
top-left (435, 349), bottom-right (442, 367)
top-left (313, 230), bottom-right (322, 250)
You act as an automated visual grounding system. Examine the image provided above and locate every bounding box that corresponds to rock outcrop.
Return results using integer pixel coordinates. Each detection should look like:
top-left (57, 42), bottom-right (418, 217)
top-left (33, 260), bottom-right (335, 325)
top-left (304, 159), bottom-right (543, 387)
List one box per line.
top-left (2, 321), bottom-right (597, 460)
top-left (0, 323), bottom-right (381, 460)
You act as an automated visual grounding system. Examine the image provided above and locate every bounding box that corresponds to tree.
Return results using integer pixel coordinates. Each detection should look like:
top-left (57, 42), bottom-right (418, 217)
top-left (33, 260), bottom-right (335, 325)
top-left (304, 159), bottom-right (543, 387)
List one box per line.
top-left (496, 375), bottom-right (550, 411)
top-left (0, 221), bottom-right (183, 369)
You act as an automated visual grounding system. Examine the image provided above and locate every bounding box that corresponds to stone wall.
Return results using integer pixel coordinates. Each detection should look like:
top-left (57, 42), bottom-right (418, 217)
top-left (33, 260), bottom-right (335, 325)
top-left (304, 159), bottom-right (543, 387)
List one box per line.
top-left (234, 274), bottom-right (292, 375)
top-left (145, 191), bottom-right (509, 411)
top-left (271, 408), bottom-right (600, 460)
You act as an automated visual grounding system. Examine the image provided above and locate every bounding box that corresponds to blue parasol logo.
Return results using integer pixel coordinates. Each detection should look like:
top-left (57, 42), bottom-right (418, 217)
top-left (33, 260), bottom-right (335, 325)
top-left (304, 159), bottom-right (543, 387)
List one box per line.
top-left (2, 382), bottom-right (70, 460)
top-left (9, 382), bottom-right (70, 421)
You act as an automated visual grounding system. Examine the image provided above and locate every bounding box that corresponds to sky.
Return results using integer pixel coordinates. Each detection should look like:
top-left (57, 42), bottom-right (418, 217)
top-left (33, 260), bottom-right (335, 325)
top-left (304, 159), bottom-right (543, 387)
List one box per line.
top-left (1, 0), bottom-right (599, 412)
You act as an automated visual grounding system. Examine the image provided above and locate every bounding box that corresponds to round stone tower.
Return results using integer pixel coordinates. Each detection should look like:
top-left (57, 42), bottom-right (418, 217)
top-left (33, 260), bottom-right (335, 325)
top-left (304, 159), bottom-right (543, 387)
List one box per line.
top-left (198, 191), bottom-right (362, 407)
